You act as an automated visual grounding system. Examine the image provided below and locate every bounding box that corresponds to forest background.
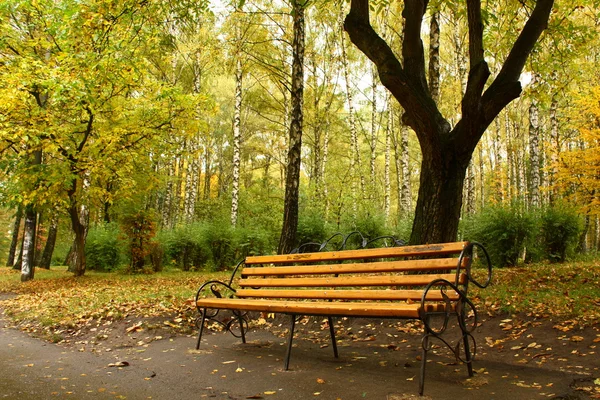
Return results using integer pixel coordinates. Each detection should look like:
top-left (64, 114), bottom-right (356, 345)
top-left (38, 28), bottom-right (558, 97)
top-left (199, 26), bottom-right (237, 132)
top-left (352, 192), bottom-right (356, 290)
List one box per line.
top-left (1, 0), bottom-right (599, 279)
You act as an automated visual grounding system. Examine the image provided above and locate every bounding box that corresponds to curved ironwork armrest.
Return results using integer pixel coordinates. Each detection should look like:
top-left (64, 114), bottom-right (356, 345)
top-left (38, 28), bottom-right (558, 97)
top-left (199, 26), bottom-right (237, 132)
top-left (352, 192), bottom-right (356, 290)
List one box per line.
top-left (420, 278), bottom-right (478, 335)
top-left (364, 235), bottom-right (406, 248)
top-left (228, 260), bottom-right (246, 287)
top-left (459, 242), bottom-right (493, 289)
top-left (195, 280), bottom-right (238, 311)
top-left (340, 231), bottom-right (367, 250)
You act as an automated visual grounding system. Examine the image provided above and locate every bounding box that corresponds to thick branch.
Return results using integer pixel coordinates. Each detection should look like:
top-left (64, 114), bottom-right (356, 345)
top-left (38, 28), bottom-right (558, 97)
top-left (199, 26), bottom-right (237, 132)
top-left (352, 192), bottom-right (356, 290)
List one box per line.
top-left (467, 0), bottom-right (484, 66)
top-left (482, 0), bottom-right (554, 122)
top-left (77, 106), bottom-right (94, 153)
top-left (402, 0), bottom-right (428, 92)
top-left (344, 0), bottom-right (450, 142)
top-left (462, 0), bottom-right (490, 123)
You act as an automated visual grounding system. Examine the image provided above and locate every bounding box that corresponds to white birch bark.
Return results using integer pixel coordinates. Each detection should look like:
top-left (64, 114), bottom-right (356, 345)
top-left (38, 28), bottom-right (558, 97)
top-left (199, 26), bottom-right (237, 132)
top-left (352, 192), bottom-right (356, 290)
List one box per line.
top-left (549, 96), bottom-right (559, 203)
top-left (20, 207), bottom-right (36, 281)
top-left (479, 144), bottom-right (485, 209)
top-left (370, 64), bottom-right (378, 195)
top-left (384, 101), bottom-right (392, 219)
top-left (400, 124), bottom-right (412, 214)
top-left (231, 57), bottom-right (243, 227)
top-left (340, 10), bottom-right (363, 210)
top-left (529, 97), bottom-right (541, 208)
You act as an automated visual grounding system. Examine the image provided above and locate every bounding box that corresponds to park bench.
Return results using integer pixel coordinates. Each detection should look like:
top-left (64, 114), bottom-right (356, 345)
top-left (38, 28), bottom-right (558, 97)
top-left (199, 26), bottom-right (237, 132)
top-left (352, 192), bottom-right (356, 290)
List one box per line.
top-left (194, 238), bottom-right (492, 395)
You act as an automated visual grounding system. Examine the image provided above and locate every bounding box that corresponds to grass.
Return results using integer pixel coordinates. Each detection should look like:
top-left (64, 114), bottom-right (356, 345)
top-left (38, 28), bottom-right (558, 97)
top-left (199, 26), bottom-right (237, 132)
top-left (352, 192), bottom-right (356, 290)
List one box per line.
top-left (0, 260), bottom-right (598, 341)
top-left (0, 266), bottom-right (230, 339)
top-left (472, 260), bottom-right (600, 324)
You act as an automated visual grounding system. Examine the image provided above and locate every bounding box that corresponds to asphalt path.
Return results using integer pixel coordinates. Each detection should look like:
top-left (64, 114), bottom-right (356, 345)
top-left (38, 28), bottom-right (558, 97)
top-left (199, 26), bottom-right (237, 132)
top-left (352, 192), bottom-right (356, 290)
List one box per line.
top-left (0, 316), bottom-right (594, 400)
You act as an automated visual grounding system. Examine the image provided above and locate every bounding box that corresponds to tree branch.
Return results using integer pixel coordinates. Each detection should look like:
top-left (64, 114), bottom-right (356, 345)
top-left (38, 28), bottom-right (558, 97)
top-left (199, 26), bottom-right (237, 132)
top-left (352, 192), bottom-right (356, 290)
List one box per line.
top-left (77, 106), bottom-right (94, 153)
top-left (402, 0), bottom-right (428, 92)
top-left (462, 0), bottom-right (490, 125)
top-left (344, 0), bottom-right (449, 140)
top-left (482, 0), bottom-right (554, 122)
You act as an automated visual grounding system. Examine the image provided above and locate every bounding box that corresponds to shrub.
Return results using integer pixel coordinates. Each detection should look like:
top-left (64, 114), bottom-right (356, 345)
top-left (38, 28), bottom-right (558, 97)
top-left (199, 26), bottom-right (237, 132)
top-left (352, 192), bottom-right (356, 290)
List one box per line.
top-left (296, 207), bottom-right (329, 247)
top-left (234, 227), bottom-right (274, 258)
top-left (539, 204), bottom-right (583, 262)
top-left (158, 223), bottom-right (210, 271)
top-left (120, 209), bottom-right (158, 273)
top-left (342, 212), bottom-right (391, 249)
top-left (201, 220), bottom-right (237, 271)
top-left (461, 202), bottom-right (536, 268)
top-left (85, 223), bottom-right (123, 271)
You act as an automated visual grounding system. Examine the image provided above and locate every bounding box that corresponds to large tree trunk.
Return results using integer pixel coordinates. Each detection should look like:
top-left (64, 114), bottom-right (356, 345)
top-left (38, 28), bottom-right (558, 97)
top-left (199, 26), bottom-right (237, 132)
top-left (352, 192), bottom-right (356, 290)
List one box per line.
top-left (68, 203), bottom-right (88, 277)
top-left (39, 214), bottom-right (58, 270)
top-left (410, 148), bottom-right (469, 244)
top-left (345, 0), bottom-right (554, 244)
top-left (21, 148), bottom-right (41, 281)
top-left (20, 204), bottom-right (37, 282)
top-left (6, 206), bottom-right (22, 267)
top-left (67, 172), bottom-right (90, 277)
top-left (278, 0), bottom-right (305, 255)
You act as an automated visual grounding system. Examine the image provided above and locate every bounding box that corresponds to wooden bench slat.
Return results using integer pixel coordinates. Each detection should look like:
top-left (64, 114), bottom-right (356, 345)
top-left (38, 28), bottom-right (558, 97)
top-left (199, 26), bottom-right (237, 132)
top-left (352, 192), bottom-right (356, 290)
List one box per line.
top-left (235, 288), bottom-right (459, 301)
top-left (196, 298), bottom-right (425, 318)
top-left (245, 242), bottom-right (467, 265)
top-left (238, 273), bottom-right (465, 288)
top-left (241, 257), bottom-right (467, 277)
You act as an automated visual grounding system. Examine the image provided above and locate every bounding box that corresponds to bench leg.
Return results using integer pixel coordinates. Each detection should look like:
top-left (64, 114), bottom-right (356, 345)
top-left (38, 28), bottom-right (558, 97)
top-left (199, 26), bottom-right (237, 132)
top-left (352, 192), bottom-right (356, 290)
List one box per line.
top-left (327, 317), bottom-right (339, 358)
top-left (196, 308), bottom-right (207, 350)
top-left (463, 333), bottom-right (474, 377)
top-left (237, 312), bottom-right (247, 344)
top-left (284, 315), bottom-right (297, 371)
top-left (419, 317), bottom-right (430, 396)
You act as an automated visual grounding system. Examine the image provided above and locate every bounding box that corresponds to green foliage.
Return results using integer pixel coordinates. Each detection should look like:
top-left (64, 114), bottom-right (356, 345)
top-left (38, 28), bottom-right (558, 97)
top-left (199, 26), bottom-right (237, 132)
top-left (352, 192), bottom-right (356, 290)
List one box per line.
top-left (159, 224), bottom-right (210, 272)
top-left (85, 223), bottom-right (123, 272)
top-left (539, 204), bottom-right (583, 262)
top-left (462, 203), bottom-right (585, 267)
top-left (344, 211), bottom-right (391, 246)
top-left (233, 227), bottom-right (274, 258)
top-left (393, 214), bottom-right (414, 245)
top-left (461, 202), bottom-right (536, 268)
top-left (296, 206), bottom-right (328, 246)
top-left (159, 220), bottom-right (240, 272)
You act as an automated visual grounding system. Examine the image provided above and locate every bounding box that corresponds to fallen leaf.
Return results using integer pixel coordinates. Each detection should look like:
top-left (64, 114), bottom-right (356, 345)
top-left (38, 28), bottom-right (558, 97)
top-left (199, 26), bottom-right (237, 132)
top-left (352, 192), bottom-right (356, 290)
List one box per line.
top-left (108, 361), bottom-right (130, 368)
top-left (264, 391), bottom-right (276, 395)
top-left (316, 378), bottom-right (325, 384)
top-left (570, 336), bottom-right (584, 342)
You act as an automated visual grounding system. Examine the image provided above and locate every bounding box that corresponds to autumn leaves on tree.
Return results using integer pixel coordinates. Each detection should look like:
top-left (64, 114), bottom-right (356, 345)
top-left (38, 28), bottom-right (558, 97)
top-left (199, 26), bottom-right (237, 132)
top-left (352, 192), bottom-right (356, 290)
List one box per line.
top-left (2, 0), bottom-right (600, 278)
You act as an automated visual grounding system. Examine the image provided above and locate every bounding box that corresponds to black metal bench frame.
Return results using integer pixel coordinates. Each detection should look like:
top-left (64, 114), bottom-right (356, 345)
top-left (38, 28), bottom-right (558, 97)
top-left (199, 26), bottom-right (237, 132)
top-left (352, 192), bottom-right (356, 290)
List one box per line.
top-left (194, 234), bottom-right (492, 395)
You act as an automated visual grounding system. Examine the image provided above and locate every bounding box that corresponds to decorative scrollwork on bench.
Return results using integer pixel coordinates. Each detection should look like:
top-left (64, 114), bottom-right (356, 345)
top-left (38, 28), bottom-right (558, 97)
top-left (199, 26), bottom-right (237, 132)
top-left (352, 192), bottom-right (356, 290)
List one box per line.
top-left (420, 278), bottom-right (478, 364)
top-left (195, 280), bottom-right (248, 342)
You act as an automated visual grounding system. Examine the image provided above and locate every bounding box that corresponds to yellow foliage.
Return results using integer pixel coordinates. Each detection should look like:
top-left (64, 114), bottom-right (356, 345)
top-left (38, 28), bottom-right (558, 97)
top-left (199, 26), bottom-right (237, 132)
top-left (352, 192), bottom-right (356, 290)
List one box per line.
top-left (555, 85), bottom-right (600, 215)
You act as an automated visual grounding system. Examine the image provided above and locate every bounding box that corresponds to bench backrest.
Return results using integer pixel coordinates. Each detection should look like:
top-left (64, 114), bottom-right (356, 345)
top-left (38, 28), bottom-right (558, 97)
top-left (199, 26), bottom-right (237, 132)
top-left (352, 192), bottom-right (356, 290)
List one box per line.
top-left (235, 242), bottom-right (472, 303)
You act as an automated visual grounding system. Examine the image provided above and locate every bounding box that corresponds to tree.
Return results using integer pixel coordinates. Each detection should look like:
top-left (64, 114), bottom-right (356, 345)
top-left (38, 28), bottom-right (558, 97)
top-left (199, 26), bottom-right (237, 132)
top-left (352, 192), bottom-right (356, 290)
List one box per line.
top-left (278, 0), bottom-right (306, 254)
top-left (344, 0), bottom-right (554, 244)
top-left (5, 207), bottom-right (22, 267)
top-left (0, 0), bottom-right (179, 277)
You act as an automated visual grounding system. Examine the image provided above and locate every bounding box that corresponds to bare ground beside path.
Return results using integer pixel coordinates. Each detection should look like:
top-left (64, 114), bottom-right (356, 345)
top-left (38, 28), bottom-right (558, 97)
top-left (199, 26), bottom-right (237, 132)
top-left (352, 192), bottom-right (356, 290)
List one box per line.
top-left (1, 305), bottom-right (598, 400)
